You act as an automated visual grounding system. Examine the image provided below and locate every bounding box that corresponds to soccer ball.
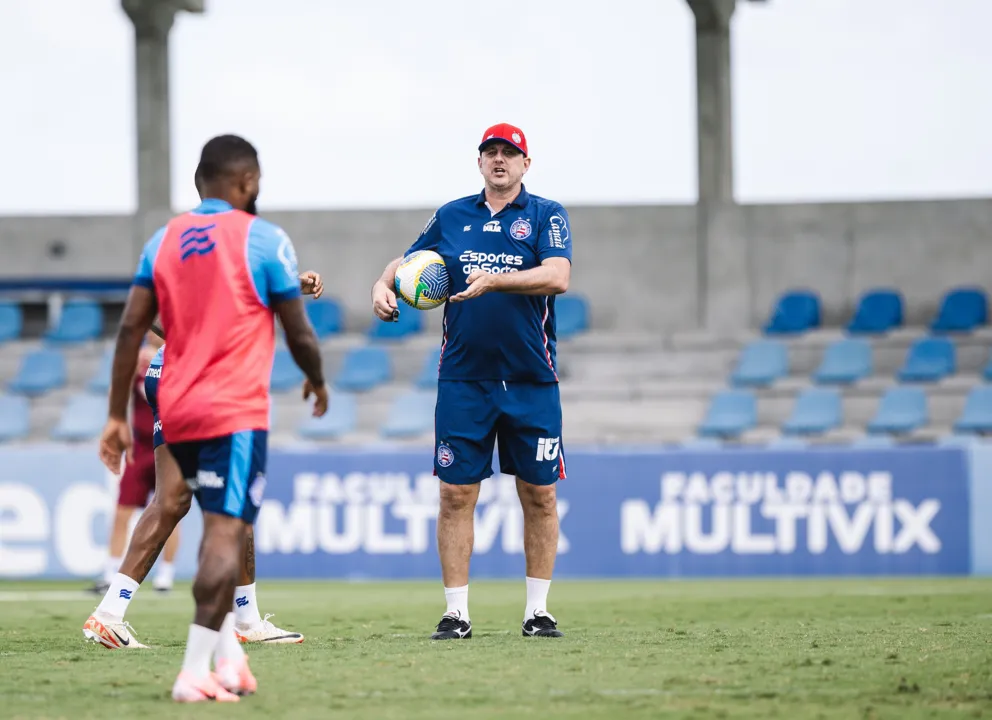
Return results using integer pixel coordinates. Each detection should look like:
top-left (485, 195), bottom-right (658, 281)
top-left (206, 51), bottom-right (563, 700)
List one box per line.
top-left (394, 250), bottom-right (450, 310)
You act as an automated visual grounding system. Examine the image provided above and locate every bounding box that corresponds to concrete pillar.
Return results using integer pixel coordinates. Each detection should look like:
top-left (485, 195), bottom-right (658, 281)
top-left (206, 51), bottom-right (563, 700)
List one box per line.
top-left (687, 0), bottom-right (749, 331)
top-left (121, 0), bottom-right (204, 261)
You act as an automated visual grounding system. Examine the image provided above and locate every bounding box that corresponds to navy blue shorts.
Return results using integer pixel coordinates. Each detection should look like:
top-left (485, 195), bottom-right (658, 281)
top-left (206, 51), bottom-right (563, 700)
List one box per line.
top-left (144, 361), bottom-right (164, 449)
top-left (434, 380), bottom-right (566, 486)
top-left (168, 430), bottom-right (268, 523)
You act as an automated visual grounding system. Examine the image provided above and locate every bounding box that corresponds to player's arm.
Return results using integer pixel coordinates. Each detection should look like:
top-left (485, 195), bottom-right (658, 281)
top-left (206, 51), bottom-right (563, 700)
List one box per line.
top-left (372, 210), bottom-right (442, 320)
top-left (275, 298), bottom-right (325, 389)
top-left (109, 286), bottom-right (157, 420)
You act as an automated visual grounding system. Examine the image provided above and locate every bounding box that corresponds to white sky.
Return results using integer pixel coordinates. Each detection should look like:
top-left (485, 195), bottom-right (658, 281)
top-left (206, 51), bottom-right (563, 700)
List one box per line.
top-left (2, 0), bottom-right (991, 213)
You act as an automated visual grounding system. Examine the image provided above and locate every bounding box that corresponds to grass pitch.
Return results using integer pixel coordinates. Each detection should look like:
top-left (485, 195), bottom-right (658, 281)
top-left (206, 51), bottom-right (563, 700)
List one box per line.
top-left (1, 579), bottom-right (991, 718)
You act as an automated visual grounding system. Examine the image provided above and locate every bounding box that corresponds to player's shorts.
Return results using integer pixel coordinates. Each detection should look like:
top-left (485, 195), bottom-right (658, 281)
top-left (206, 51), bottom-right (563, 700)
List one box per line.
top-left (433, 380), bottom-right (566, 486)
top-left (117, 443), bottom-right (156, 508)
top-left (144, 360), bottom-right (164, 449)
top-left (167, 430), bottom-right (268, 524)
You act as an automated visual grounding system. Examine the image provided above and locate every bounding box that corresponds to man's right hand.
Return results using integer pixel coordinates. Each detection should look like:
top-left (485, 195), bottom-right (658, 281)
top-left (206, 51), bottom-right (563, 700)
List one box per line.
top-left (303, 379), bottom-right (329, 417)
top-left (372, 280), bottom-right (398, 321)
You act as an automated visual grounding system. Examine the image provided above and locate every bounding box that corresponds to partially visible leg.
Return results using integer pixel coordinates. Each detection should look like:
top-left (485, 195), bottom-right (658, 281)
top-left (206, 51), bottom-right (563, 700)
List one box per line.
top-left (431, 481), bottom-right (481, 640)
top-left (232, 525), bottom-right (305, 644)
top-left (516, 479), bottom-right (560, 627)
top-left (102, 505), bottom-right (134, 585)
top-left (153, 525), bottom-right (181, 591)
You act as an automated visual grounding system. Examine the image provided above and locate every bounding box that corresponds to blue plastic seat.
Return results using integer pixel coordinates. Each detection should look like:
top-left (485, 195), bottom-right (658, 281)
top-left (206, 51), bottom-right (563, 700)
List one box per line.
top-left (697, 390), bottom-right (757, 438)
top-left (813, 339), bottom-right (872, 385)
top-left (896, 337), bottom-right (955, 383)
top-left (334, 346), bottom-right (392, 391)
top-left (270, 349), bottom-right (305, 392)
top-left (782, 388), bottom-right (842, 436)
top-left (730, 340), bottom-right (788, 387)
top-left (368, 308), bottom-right (424, 340)
top-left (953, 385), bottom-right (992, 434)
top-left (306, 299), bottom-right (343, 338)
top-left (931, 287), bottom-right (987, 333)
top-left (0, 395), bottom-right (30, 442)
top-left (847, 289), bottom-right (903, 334)
top-left (763, 290), bottom-right (821, 335)
top-left (51, 393), bottom-right (106, 441)
top-left (414, 346), bottom-right (443, 389)
top-left (8, 349), bottom-right (66, 396)
top-left (380, 390), bottom-right (436, 438)
top-left (867, 387), bottom-right (928, 435)
top-left (297, 393), bottom-right (357, 440)
top-left (87, 346), bottom-right (115, 394)
top-left (556, 295), bottom-right (589, 339)
top-left (45, 299), bottom-right (103, 344)
top-left (0, 301), bottom-right (23, 343)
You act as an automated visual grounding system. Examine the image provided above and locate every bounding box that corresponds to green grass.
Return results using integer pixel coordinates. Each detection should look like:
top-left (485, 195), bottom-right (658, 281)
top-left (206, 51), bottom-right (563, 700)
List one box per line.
top-left (2, 579), bottom-right (992, 718)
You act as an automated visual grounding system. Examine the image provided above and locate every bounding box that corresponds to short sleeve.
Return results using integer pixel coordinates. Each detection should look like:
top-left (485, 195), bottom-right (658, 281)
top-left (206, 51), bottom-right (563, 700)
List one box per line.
top-left (247, 219), bottom-right (302, 307)
top-left (537, 205), bottom-right (572, 263)
top-left (133, 227), bottom-right (167, 289)
top-left (405, 210), bottom-right (442, 256)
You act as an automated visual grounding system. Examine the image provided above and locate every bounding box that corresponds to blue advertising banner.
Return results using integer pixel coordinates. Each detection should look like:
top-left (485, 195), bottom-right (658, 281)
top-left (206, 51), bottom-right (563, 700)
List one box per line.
top-left (0, 445), bottom-right (974, 580)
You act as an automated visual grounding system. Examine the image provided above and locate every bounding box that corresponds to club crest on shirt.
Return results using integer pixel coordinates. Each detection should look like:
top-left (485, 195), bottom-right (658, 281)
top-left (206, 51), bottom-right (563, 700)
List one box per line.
top-left (510, 219), bottom-right (532, 240)
top-left (437, 443), bottom-right (455, 468)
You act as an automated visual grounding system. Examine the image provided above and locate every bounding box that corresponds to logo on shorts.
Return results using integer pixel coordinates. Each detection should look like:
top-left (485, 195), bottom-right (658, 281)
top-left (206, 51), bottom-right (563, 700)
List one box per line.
top-left (536, 437), bottom-right (560, 462)
top-left (437, 444), bottom-right (455, 468)
top-left (194, 470), bottom-right (224, 490)
top-left (250, 473), bottom-right (266, 507)
top-left (510, 219), bottom-right (532, 240)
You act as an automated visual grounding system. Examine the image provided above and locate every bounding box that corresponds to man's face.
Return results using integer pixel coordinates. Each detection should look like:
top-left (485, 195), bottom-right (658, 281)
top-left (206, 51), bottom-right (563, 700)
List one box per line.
top-left (242, 169), bottom-right (260, 215)
top-left (478, 142), bottom-right (530, 191)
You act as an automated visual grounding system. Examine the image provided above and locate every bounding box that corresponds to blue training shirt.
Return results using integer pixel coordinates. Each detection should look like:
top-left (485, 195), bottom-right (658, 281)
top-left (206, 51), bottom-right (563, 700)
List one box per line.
top-left (405, 185), bottom-right (572, 383)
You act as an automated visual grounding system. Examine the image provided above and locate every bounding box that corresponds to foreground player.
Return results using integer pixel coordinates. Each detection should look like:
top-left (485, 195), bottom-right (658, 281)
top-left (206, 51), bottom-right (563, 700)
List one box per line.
top-left (100, 134), bottom-right (327, 702)
top-left (371, 123), bottom-right (571, 640)
top-left (91, 331), bottom-right (179, 596)
top-left (84, 270), bottom-right (322, 649)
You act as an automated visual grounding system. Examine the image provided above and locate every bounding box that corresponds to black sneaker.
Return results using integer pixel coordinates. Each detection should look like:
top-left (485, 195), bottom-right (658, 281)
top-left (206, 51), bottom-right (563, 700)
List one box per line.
top-left (430, 611), bottom-right (472, 640)
top-left (88, 580), bottom-right (109, 596)
top-left (522, 610), bottom-right (563, 637)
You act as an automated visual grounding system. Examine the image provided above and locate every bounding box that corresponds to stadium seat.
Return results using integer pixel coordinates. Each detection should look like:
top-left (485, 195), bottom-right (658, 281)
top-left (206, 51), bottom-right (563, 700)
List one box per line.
top-left (368, 308), bottom-right (424, 340)
top-left (334, 346), bottom-right (391, 391)
top-left (847, 289), bottom-right (903, 334)
top-left (763, 290), bottom-right (820, 335)
top-left (306, 298), bottom-right (343, 338)
top-left (414, 346), bottom-right (443, 389)
top-left (730, 340), bottom-right (788, 387)
top-left (44, 298), bottom-right (103, 344)
top-left (867, 386), bottom-right (928, 435)
top-left (51, 393), bottom-right (107, 441)
top-left (380, 390), bottom-right (436, 438)
top-left (556, 295), bottom-right (589, 339)
top-left (952, 386), bottom-right (992, 435)
top-left (270, 349), bottom-right (304, 392)
top-left (812, 339), bottom-right (872, 385)
top-left (781, 388), bottom-right (842, 436)
top-left (896, 337), bottom-right (955, 383)
top-left (931, 287), bottom-right (987, 333)
top-left (0, 301), bottom-right (23, 343)
top-left (297, 393), bottom-right (357, 440)
top-left (87, 346), bottom-right (114, 394)
top-left (0, 395), bottom-right (30, 442)
top-left (8, 348), bottom-right (66, 396)
top-left (697, 389), bottom-right (757, 438)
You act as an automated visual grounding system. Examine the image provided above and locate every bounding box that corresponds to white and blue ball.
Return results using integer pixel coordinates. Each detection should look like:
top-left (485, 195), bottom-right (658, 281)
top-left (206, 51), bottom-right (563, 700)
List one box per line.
top-left (394, 250), bottom-right (450, 310)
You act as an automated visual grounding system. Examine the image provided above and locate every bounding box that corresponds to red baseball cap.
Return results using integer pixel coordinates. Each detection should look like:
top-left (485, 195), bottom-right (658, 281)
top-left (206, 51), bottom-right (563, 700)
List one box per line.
top-left (478, 123), bottom-right (528, 157)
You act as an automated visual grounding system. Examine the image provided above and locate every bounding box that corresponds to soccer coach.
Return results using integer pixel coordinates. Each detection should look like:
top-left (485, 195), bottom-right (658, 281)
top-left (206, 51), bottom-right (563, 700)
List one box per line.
top-left (371, 123), bottom-right (572, 640)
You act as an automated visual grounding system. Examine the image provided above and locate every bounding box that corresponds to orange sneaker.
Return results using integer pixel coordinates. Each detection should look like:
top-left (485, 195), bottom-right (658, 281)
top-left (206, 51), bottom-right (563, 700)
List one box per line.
top-left (171, 671), bottom-right (240, 703)
top-left (214, 655), bottom-right (258, 696)
top-left (82, 612), bottom-right (149, 650)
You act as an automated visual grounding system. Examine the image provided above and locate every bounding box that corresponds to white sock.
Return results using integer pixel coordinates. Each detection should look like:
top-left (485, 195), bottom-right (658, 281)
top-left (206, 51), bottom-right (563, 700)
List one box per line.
top-left (181, 624), bottom-right (220, 680)
top-left (233, 583), bottom-right (263, 627)
top-left (524, 576), bottom-right (551, 620)
top-left (96, 573), bottom-right (140, 618)
top-left (214, 612), bottom-right (246, 665)
top-left (154, 562), bottom-right (175, 588)
top-left (444, 585), bottom-right (469, 621)
top-left (103, 556), bottom-right (122, 584)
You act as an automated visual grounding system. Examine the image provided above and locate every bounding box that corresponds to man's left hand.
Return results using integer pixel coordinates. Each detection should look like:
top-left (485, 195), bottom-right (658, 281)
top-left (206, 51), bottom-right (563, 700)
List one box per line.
top-left (450, 270), bottom-right (496, 303)
top-left (300, 270), bottom-right (323, 298)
